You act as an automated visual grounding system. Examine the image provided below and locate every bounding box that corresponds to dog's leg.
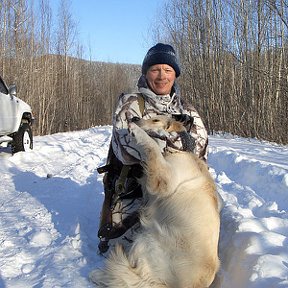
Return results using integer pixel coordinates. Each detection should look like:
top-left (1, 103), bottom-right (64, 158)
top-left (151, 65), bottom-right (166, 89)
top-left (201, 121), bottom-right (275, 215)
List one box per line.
top-left (129, 123), bottom-right (172, 195)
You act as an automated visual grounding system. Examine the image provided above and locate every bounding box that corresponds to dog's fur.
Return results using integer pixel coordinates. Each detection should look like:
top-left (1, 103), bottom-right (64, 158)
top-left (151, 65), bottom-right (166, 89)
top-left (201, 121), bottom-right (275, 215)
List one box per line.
top-left (90, 116), bottom-right (220, 288)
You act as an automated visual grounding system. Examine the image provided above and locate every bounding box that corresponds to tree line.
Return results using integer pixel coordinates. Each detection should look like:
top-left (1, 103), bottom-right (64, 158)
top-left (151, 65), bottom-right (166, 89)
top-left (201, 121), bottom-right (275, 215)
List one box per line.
top-left (0, 0), bottom-right (140, 135)
top-left (0, 0), bottom-right (287, 144)
top-left (155, 0), bottom-right (288, 144)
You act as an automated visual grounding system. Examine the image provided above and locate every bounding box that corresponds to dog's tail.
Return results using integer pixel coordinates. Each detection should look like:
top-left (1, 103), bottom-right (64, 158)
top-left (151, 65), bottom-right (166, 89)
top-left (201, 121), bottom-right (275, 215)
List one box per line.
top-left (90, 244), bottom-right (158, 287)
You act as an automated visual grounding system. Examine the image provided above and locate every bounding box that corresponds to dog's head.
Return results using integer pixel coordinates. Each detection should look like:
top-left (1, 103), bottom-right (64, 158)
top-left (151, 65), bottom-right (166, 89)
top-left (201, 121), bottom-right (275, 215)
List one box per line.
top-left (131, 115), bottom-right (195, 153)
top-left (131, 115), bottom-right (186, 134)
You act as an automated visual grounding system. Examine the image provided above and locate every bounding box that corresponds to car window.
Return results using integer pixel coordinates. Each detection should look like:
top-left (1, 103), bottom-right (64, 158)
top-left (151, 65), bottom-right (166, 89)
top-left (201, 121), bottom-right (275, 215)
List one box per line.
top-left (0, 77), bottom-right (8, 94)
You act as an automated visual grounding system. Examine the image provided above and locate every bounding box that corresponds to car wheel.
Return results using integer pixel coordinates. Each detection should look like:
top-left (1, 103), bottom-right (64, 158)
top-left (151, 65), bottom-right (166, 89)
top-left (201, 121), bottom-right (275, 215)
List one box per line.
top-left (12, 123), bottom-right (33, 153)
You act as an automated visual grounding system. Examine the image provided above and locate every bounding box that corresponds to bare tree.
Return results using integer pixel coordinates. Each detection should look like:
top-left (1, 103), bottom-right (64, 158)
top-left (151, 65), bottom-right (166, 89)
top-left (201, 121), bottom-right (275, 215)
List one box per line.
top-left (154, 0), bottom-right (288, 144)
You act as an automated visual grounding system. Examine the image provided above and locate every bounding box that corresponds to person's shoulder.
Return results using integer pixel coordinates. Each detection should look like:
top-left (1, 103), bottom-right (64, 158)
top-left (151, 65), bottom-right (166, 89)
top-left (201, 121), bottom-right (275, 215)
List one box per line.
top-left (179, 97), bottom-right (198, 113)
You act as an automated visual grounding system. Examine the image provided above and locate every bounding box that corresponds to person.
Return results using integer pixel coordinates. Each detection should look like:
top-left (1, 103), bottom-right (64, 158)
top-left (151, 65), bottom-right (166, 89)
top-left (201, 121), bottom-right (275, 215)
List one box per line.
top-left (97, 43), bottom-right (208, 253)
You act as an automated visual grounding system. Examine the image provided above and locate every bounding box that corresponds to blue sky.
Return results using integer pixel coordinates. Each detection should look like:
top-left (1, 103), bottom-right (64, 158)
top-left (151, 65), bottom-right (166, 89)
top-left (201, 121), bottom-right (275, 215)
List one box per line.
top-left (69, 0), bottom-right (165, 64)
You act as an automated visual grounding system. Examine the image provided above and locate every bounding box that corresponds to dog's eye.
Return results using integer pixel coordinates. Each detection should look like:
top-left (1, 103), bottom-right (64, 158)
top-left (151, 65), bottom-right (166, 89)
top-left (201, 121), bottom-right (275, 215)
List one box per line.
top-left (152, 119), bottom-right (160, 123)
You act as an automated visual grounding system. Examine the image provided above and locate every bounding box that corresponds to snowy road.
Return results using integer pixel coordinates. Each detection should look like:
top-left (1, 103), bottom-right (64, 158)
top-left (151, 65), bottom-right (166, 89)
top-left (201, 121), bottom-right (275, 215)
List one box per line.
top-left (0, 127), bottom-right (287, 287)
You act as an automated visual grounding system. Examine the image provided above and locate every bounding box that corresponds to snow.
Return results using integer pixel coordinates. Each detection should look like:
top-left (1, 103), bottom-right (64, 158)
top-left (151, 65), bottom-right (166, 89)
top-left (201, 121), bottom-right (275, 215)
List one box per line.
top-left (0, 126), bottom-right (287, 288)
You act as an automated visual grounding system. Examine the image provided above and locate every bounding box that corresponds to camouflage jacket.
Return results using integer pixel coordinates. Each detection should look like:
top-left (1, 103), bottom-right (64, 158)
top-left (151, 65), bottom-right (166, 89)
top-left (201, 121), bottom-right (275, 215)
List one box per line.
top-left (111, 76), bottom-right (208, 165)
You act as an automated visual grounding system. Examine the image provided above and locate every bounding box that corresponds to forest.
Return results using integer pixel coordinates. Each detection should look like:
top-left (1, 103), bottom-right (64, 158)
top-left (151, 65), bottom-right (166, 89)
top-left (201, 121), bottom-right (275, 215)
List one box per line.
top-left (0, 0), bottom-right (287, 144)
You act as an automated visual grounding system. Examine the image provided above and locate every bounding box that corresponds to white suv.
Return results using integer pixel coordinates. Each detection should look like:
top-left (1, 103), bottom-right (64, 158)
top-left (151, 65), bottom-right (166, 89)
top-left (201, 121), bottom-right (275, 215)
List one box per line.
top-left (0, 75), bottom-right (34, 153)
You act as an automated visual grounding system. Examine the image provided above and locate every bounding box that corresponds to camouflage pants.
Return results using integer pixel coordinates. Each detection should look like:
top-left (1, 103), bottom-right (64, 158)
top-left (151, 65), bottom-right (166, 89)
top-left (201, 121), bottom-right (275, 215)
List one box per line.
top-left (97, 168), bottom-right (143, 251)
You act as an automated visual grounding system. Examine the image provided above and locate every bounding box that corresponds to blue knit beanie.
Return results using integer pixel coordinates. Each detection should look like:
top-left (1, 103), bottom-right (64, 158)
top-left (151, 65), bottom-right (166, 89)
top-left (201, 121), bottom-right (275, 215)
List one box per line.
top-left (142, 43), bottom-right (181, 77)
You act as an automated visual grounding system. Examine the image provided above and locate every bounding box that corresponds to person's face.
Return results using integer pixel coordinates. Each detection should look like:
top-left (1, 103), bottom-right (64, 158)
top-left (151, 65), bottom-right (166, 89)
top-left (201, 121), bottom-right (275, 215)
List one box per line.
top-left (145, 64), bottom-right (176, 95)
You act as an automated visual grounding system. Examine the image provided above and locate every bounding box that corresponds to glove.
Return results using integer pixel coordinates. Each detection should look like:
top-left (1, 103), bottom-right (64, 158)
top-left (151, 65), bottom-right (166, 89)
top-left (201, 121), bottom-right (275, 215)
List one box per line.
top-left (172, 114), bottom-right (194, 131)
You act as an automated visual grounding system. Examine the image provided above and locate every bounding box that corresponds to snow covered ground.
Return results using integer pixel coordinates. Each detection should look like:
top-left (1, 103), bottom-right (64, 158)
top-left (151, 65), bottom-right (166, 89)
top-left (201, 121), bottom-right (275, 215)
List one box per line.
top-left (0, 126), bottom-right (287, 288)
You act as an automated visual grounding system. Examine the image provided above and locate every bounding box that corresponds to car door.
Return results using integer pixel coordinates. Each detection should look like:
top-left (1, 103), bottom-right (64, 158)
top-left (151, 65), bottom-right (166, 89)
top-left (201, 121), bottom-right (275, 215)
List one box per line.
top-left (0, 77), bottom-right (18, 134)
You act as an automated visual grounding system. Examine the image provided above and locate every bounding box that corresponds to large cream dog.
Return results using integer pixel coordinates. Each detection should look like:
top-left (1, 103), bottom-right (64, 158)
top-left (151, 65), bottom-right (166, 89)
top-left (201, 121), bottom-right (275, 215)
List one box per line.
top-left (90, 116), bottom-right (220, 288)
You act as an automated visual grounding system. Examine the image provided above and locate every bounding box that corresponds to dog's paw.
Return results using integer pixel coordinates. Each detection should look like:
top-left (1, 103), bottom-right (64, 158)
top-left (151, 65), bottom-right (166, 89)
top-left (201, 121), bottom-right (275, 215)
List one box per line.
top-left (89, 269), bottom-right (103, 285)
top-left (128, 122), bottom-right (138, 133)
top-left (128, 122), bottom-right (150, 144)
